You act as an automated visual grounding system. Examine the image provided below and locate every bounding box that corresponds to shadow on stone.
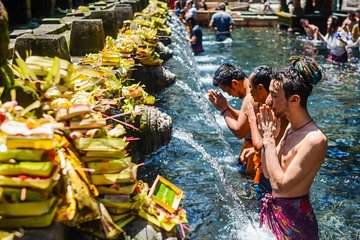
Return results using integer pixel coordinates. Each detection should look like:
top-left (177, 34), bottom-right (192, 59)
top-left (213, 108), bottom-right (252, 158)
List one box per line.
top-left (88, 10), bottom-right (118, 38)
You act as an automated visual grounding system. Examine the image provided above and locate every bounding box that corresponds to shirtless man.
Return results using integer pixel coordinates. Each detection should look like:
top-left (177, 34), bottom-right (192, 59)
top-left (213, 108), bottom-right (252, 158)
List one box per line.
top-left (208, 64), bottom-right (272, 195)
top-left (257, 56), bottom-right (327, 239)
top-left (300, 19), bottom-right (319, 40)
top-left (341, 11), bottom-right (357, 35)
top-left (208, 63), bottom-right (252, 140)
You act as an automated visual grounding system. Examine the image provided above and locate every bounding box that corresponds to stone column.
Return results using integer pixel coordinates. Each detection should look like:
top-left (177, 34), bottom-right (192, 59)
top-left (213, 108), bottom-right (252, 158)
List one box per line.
top-left (13, 34), bottom-right (71, 62)
top-left (120, 0), bottom-right (139, 13)
top-left (135, 106), bottom-right (172, 155)
top-left (114, 4), bottom-right (133, 28)
top-left (88, 10), bottom-right (119, 38)
top-left (70, 19), bottom-right (105, 56)
top-left (280, 0), bottom-right (289, 13)
top-left (131, 65), bottom-right (176, 95)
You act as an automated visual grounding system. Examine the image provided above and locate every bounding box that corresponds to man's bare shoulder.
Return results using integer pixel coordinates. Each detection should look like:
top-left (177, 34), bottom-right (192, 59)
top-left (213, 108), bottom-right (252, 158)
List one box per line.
top-left (240, 94), bottom-right (255, 111)
top-left (301, 129), bottom-right (328, 157)
top-left (243, 94), bottom-right (255, 105)
top-left (309, 24), bottom-right (319, 30)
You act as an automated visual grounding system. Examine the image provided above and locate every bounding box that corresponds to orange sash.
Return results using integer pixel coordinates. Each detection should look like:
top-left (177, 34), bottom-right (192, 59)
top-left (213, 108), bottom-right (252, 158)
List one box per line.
top-left (240, 139), bottom-right (262, 184)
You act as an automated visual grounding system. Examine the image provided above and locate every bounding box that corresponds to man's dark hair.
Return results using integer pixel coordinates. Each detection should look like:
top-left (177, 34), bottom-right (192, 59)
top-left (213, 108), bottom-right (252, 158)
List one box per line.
top-left (213, 63), bottom-right (247, 87)
top-left (300, 18), bottom-right (308, 26)
top-left (272, 56), bottom-right (322, 109)
top-left (219, 3), bottom-right (226, 11)
top-left (186, 16), bottom-right (196, 26)
top-left (252, 65), bottom-right (273, 92)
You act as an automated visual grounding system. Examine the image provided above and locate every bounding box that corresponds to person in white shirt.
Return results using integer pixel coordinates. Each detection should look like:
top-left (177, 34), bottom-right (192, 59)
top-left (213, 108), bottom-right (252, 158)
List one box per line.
top-left (318, 15), bottom-right (349, 62)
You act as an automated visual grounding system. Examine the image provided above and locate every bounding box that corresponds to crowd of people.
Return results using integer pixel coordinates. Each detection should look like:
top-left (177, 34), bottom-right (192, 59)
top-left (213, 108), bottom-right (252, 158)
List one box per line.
top-left (174, 0), bottom-right (360, 63)
top-left (301, 9), bottom-right (360, 62)
top-left (208, 56), bottom-right (327, 239)
top-left (173, 0), bottom-right (235, 54)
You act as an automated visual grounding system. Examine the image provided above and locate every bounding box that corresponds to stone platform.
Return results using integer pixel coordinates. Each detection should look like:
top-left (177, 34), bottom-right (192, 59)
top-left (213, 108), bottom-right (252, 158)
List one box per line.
top-left (196, 10), bottom-right (278, 28)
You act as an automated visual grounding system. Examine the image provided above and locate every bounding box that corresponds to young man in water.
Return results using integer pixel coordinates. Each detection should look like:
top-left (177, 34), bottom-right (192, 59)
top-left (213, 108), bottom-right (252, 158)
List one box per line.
top-left (208, 63), bottom-right (252, 140)
top-left (243, 66), bottom-right (289, 191)
top-left (209, 3), bottom-right (234, 41)
top-left (208, 64), bottom-right (273, 194)
top-left (300, 18), bottom-right (319, 40)
top-left (257, 56), bottom-right (327, 239)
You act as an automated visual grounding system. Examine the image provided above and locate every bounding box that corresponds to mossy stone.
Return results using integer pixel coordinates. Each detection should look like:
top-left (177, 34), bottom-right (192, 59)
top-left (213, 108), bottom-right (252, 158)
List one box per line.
top-left (0, 1), bottom-right (9, 66)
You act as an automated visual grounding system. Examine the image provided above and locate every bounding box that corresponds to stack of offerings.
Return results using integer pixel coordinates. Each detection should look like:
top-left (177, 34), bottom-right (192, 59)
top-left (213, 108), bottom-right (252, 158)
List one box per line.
top-left (0, 100), bottom-right (60, 228)
top-left (61, 104), bottom-right (139, 228)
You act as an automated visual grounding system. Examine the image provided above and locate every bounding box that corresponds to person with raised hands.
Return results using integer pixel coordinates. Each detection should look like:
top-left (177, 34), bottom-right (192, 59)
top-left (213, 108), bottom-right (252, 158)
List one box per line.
top-left (257, 56), bottom-right (327, 240)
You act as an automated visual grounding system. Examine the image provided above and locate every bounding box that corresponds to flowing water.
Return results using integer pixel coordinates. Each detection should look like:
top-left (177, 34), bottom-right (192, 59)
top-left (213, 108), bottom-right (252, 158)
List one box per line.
top-left (139, 20), bottom-right (360, 239)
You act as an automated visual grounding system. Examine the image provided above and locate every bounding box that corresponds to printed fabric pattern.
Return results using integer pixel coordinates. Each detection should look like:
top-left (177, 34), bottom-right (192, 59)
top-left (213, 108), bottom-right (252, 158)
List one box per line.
top-left (260, 194), bottom-right (319, 240)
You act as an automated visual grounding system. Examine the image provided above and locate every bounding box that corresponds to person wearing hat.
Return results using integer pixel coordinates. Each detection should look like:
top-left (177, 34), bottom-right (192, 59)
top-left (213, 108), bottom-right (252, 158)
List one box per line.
top-left (209, 3), bottom-right (234, 41)
top-left (185, 16), bottom-right (204, 54)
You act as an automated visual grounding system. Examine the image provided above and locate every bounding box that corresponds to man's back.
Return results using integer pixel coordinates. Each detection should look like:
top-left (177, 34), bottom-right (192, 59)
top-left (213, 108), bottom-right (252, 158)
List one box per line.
top-left (210, 11), bottom-right (234, 33)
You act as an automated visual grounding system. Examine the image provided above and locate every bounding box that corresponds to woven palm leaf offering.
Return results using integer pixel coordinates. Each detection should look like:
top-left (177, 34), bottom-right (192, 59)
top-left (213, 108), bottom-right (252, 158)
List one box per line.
top-left (79, 36), bottom-right (136, 70)
top-left (137, 175), bottom-right (188, 232)
top-left (0, 99), bottom-right (60, 228)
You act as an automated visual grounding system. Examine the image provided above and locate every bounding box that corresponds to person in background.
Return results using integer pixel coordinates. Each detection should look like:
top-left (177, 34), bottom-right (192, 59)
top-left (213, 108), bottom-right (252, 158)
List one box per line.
top-left (185, 16), bottom-right (204, 55)
top-left (318, 15), bottom-right (349, 62)
top-left (199, 0), bottom-right (208, 10)
top-left (258, 56), bottom-right (326, 240)
top-left (300, 19), bottom-right (319, 41)
top-left (185, 0), bottom-right (197, 20)
top-left (175, 0), bottom-right (182, 17)
top-left (179, 9), bottom-right (186, 24)
top-left (350, 9), bottom-right (360, 43)
top-left (209, 3), bottom-right (234, 41)
top-left (224, 1), bottom-right (231, 12)
top-left (350, 12), bottom-right (360, 48)
top-left (167, 0), bottom-right (175, 10)
top-left (341, 11), bottom-right (358, 36)
top-left (262, 0), bottom-right (273, 14)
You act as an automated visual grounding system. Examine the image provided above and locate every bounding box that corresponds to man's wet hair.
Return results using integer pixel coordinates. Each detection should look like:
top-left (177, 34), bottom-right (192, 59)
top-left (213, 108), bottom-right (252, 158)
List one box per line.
top-left (252, 65), bottom-right (274, 92)
top-left (186, 16), bottom-right (196, 26)
top-left (272, 56), bottom-right (322, 109)
top-left (300, 18), bottom-right (308, 26)
top-left (213, 63), bottom-right (247, 87)
top-left (219, 3), bottom-right (226, 11)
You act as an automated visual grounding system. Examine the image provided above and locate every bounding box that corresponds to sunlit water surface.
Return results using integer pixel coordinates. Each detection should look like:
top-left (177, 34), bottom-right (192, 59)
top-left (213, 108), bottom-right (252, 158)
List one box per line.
top-left (138, 20), bottom-right (360, 240)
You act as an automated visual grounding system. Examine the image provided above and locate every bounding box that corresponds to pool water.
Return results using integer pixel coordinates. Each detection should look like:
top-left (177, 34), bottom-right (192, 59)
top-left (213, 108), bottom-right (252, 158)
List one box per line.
top-left (139, 24), bottom-right (360, 239)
